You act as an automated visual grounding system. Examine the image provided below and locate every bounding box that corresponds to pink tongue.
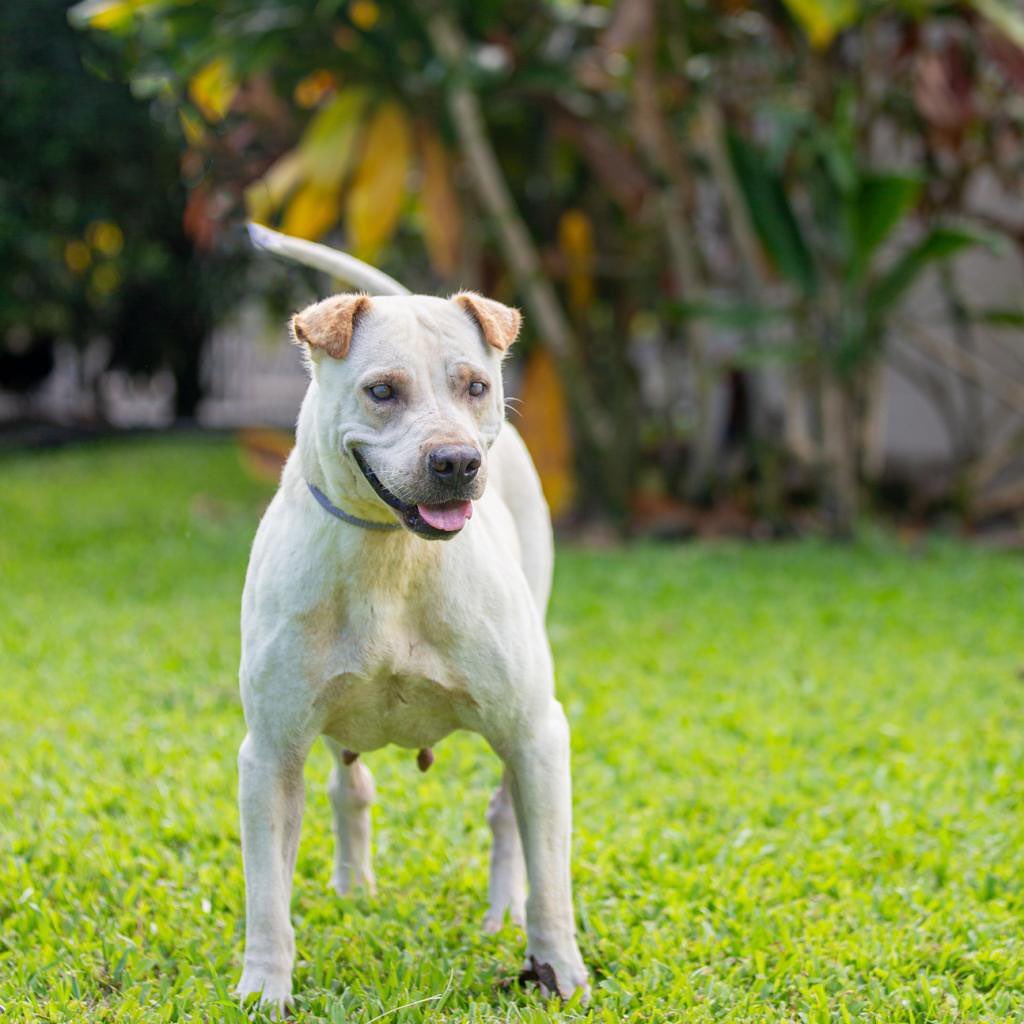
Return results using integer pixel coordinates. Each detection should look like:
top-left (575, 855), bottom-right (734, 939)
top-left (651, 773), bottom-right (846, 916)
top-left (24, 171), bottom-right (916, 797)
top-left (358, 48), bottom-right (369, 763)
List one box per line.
top-left (417, 500), bottom-right (473, 532)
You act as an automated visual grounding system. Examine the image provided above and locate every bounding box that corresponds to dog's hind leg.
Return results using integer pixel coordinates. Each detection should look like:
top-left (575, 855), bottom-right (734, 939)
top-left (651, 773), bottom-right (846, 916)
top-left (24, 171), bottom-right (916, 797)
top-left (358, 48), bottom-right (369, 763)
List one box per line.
top-left (483, 771), bottom-right (526, 933)
top-left (326, 739), bottom-right (376, 896)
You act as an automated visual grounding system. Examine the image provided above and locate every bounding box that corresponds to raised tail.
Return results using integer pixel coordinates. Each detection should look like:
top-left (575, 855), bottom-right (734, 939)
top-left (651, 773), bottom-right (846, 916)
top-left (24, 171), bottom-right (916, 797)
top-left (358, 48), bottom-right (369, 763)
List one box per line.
top-left (247, 223), bottom-right (411, 297)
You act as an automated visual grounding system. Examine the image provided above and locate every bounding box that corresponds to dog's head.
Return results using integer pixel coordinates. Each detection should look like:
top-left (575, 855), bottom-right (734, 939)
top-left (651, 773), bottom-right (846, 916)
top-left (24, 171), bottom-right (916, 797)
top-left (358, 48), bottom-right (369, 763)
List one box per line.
top-left (292, 292), bottom-right (520, 539)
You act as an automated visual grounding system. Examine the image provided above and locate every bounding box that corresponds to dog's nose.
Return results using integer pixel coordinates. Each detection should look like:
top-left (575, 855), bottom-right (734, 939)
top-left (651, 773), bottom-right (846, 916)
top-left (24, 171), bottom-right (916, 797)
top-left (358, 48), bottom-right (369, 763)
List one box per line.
top-left (427, 445), bottom-right (481, 484)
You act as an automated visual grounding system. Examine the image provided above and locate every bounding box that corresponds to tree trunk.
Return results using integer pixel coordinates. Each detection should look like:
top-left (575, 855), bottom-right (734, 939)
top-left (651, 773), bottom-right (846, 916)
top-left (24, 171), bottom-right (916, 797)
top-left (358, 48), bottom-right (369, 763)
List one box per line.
top-left (425, 12), bottom-right (613, 452)
top-left (425, 10), bottom-right (637, 524)
top-left (820, 372), bottom-right (858, 539)
top-left (784, 370), bottom-right (817, 467)
top-left (860, 362), bottom-right (888, 483)
top-left (628, 8), bottom-right (720, 501)
top-left (696, 94), bottom-right (790, 518)
top-left (597, 0), bottom-right (721, 500)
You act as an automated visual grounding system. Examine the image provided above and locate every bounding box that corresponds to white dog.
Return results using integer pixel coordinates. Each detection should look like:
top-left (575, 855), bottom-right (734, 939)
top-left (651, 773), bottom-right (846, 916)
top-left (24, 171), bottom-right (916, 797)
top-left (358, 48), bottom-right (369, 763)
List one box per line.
top-left (234, 238), bottom-right (588, 1013)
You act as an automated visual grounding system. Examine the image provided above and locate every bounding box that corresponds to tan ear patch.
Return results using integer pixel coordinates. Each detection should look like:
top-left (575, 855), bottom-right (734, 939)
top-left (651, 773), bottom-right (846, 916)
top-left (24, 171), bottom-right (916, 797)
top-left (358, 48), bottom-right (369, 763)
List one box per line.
top-left (289, 294), bottom-right (372, 359)
top-left (453, 291), bottom-right (522, 352)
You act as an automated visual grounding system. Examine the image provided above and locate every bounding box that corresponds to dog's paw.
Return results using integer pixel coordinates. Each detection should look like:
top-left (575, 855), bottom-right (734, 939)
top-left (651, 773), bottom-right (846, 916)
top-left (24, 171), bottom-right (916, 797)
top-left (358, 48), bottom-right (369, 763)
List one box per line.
top-left (483, 901), bottom-right (526, 935)
top-left (519, 948), bottom-right (589, 1003)
top-left (332, 867), bottom-right (377, 898)
top-left (236, 966), bottom-right (293, 1018)
top-left (482, 910), bottom-right (505, 935)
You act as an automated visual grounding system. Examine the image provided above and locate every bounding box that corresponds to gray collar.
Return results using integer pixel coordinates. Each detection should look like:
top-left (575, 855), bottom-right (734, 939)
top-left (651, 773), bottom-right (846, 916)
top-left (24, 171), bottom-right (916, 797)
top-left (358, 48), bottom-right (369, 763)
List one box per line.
top-left (306, 481), bottom-right (402, 532)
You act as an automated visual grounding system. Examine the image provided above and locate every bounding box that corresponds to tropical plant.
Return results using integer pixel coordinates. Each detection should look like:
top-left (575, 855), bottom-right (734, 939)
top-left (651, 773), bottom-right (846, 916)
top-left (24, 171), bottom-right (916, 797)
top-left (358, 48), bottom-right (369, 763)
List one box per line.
top-left (74, 0), bottom-right (642, 516)
top-left (691, 0), bottom-right (1024, 535)
top-left (727, 101), bottom-right (993, 534)
top-left (74, 0), bottom-right (1024, 529)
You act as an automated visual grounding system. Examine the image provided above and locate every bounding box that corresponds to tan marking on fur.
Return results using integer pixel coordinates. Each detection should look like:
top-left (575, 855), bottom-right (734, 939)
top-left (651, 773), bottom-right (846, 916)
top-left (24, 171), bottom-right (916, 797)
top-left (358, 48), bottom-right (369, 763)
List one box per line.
top-left (298, 589), bottom-right (348, 685)
top-left (452, 292), bottom-right (522, 352)
top-left (291, 294), bottom-right (372, 359)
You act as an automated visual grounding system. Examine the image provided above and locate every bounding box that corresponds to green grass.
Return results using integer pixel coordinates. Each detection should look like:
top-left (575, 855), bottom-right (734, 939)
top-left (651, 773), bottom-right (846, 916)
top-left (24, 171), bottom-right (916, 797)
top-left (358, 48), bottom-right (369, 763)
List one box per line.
top-left (1, 437), bottom-right (1023, 1023)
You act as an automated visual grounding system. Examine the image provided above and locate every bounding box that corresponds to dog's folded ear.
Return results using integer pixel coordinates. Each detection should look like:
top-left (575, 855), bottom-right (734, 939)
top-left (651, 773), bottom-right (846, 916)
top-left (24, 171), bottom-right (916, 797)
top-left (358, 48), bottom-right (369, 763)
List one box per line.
top-left (290, 294), bottom-right (372, 359)
top-left (452, 292), bottom-right (522, 352)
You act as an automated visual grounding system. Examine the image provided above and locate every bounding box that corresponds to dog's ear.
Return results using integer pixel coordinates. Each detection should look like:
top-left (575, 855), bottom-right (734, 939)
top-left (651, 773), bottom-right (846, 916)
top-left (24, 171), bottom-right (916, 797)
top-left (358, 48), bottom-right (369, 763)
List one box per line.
top-left (452, 292), bottom-right (522, 352)
top-left (290, 294), bottom-right (372, 360)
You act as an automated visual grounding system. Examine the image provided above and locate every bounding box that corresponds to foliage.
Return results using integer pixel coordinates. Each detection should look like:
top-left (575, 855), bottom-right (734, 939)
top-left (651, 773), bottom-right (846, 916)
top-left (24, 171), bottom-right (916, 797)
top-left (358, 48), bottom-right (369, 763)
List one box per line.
top-left (728, 113), bottom-right (993, 374)
top-left (73, 0), bottom-right (468, 275)
top-left (0, 0), bottom-right (245, 415)
top-left (714, 6), bottom-right (1023, 532)
top-left (74, 0), bottom-right (1024, 525)
top-left (2, 438), bottom-right (1024, 1021)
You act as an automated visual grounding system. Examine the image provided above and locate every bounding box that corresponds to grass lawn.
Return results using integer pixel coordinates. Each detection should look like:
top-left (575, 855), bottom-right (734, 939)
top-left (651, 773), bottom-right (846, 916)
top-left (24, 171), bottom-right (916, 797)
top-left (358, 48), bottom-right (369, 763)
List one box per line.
top-left (1, 436), bottom-right (1023, 1023)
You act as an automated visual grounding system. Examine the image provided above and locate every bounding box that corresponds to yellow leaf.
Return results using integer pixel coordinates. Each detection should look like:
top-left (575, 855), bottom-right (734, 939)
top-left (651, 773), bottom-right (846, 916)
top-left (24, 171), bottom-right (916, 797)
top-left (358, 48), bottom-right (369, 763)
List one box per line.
top-left (293, 69), bottom-right (338, 109)
top-left (90, 263), bottom-right (121, 296)
top-left (69, 0), bottom-right (152, 32)
top-left (87, 2), bottom-right (134, 30)
top-left (281, 182), bottom-right (342, 241)
top-left (517, 348), bottom-right (575, 519)
top-left (64, 240), bottom-right (91, 274)
top-left (418, 131), bottom-right (462, 277)
top-left (86, 220), bottom-right (124, 257)
top-left (245, 149), bottom-right (306, 223)
top-left (781, 0), bottom-right (860, 49)
top-left (558, 209), bottom-right (594, 312)
top-left (346, 102), bottom-right (411, 262)
top-left (349, 0), bottom-right (380, 30)
top-left (188, 57), bottom-right (238, 123)
top-left (178, 108), bottom-right (205, 146)
top-left (300, 89), bottom-right (366, 187)
top-left (249, 90), bottom-right (365, 227)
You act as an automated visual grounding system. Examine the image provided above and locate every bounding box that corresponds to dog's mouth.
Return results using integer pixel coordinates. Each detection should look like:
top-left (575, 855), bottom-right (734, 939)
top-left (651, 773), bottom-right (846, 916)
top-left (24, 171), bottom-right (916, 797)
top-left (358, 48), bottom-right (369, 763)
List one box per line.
top-left (353, 450), bottom-right (473, 540)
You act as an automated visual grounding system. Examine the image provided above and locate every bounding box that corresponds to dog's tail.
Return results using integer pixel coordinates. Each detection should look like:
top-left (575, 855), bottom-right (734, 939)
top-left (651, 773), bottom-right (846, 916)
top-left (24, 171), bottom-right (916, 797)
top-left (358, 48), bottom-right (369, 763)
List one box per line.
top-left (247, 223), bottom-right (411, 297)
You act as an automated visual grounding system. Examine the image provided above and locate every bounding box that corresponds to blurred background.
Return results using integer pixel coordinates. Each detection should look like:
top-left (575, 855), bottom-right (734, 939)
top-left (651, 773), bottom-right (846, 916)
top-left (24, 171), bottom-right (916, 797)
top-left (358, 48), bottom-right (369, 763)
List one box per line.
top-left (3, 0), bottom-right (1023, 542)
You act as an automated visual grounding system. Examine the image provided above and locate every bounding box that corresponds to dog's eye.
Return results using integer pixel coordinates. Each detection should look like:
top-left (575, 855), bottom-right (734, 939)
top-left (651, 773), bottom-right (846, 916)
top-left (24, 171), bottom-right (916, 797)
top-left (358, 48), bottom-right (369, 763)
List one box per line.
top-left (368, 383), bottom-right (394, 401)
top-left (468, 381), bottom-right (487, 398)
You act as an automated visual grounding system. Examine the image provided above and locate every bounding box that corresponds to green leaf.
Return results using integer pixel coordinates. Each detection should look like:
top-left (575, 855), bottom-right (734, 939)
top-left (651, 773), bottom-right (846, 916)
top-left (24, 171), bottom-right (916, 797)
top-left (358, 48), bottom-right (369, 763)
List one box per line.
top-left (867, 226), bottom-right (996, 321)
top-left (849, 173), bottom-right (922, 284)
top-left (734, 339), bottom-right (812, 367)
top-left (819, 87), bottom-right (858, 197)
top-left (971, 307), bottom-right (1024, 329)
top-left (669, 300), bottom-right (788, 330)
top-left (727, 131), bottom-right (818, 297)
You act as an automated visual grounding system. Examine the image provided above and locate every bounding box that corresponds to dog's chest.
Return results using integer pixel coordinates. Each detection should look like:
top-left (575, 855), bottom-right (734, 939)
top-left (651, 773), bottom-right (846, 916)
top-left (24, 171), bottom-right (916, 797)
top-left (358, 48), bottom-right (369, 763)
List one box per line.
top-left (307, 587), bottom-right (473, 752)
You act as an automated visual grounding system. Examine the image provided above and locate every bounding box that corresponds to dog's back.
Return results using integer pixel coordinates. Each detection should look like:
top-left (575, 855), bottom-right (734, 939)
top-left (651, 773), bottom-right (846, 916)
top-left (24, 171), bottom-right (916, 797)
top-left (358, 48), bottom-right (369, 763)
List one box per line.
top-left (488, 424), bottom-right (554, 616)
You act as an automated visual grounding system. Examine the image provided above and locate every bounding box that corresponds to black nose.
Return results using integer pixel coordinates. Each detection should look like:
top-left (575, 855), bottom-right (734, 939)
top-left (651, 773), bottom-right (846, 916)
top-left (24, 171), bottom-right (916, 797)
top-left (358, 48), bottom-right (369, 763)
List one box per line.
top-left (427, 445), bottom-right (481, 484)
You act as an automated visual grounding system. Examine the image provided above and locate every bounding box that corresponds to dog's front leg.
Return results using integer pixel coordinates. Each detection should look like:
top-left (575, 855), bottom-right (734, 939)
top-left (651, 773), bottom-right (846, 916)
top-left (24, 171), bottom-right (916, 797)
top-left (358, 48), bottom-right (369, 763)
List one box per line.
top-left (235, 732), bottom-right (308, 1016)
top-left (505, 701), bottom-right (589, 1000)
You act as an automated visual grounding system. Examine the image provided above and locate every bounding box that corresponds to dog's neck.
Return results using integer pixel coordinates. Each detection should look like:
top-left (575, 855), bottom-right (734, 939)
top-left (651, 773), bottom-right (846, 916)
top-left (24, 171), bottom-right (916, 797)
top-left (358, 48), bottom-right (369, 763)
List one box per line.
top-left (294, 382), bottom-right (404, 531)
top-left (287, 384), bottom-right (453, 596)
top-left (287, 392), bottom-right (445, 592)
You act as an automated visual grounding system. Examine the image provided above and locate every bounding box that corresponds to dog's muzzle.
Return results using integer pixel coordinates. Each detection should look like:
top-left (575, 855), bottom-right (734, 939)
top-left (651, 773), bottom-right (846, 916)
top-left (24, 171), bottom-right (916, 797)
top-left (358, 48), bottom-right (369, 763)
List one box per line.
top-left (353, 450), bottom-right (475, 540)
